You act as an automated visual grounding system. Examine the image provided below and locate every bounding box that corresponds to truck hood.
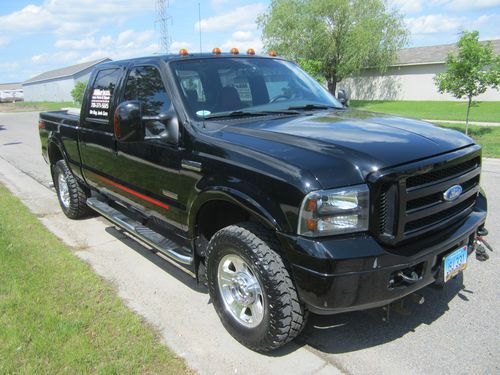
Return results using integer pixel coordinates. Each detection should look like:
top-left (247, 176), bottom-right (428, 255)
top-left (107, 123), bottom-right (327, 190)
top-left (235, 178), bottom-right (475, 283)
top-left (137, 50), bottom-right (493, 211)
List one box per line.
top-left (208, 109), bottom-right (474, 189)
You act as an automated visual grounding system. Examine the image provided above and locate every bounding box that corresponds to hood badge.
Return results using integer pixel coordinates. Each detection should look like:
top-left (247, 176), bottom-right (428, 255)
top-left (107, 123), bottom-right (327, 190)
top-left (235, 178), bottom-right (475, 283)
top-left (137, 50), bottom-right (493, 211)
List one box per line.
top-left (443, 185), bottom-right (462, 202)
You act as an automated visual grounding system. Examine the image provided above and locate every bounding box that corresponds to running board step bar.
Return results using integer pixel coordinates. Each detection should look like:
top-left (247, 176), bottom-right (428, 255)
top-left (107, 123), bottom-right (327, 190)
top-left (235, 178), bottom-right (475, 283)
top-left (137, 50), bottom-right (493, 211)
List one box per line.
top-left (86, 197), bottom-right (193, 265)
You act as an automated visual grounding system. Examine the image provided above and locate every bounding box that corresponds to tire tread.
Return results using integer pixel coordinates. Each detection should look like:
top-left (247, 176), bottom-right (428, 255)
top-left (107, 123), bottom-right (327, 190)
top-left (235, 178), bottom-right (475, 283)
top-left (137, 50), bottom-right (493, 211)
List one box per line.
top-left (206, 222), bottom-right (308, 351)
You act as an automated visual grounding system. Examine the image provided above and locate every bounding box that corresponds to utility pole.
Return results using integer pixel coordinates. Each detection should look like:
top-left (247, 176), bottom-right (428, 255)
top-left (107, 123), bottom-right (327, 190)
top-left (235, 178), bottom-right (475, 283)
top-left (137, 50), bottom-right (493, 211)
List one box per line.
top-left (155, 0), bottom-right (172, 53)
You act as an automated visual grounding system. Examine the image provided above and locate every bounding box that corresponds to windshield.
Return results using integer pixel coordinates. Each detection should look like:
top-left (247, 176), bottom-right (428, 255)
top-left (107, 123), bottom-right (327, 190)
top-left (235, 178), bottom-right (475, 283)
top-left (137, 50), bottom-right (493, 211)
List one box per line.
top-left (169, 57), bottom-right (342, 120)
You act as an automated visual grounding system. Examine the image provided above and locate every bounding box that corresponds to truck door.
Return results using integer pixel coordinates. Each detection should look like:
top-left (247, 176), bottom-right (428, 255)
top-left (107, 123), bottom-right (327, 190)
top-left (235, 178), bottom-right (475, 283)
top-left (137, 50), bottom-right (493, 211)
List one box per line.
top-left (112, 64), bottom-right (182, 229)
top-left (79, 66), bottom-right (123, 189)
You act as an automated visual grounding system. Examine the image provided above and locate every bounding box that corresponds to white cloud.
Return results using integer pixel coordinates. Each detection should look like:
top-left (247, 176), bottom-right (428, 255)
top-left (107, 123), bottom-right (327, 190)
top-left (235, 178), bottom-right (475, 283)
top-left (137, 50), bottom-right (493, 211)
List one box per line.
top-left (170, 41), bottom-right (193, 52)
top-left (0, 62), bottom-right (19, 71)
top-left (55, 37), bottom-right (98, 50)
top-left (76, 29), bottom-right (160, 63)
top-left (389, 0), bottom-right (423, 14)
top-left (211, 0), bottom-right (231, 5)
top-left (195, 3), bottom-right (266, 32)
top-left (407, 14), bottom-right (462, 34)
top-left (32, 51), bottom-right (81, 64)
top-left (0, 0), bottom-right (154, 36)
top-left (210, 0), bottom-right (231, 7)
top-left (232, 31), bottom-right (254, 41)
top-left (0, 36), bottom-right (10, 48)
top-left (446, 0), bottom-right (500, 11)
top-left (55, 34), bottom-right (120, 50)
top-left (221, 38), bottom-right (263, 53)
top-left (31, 54), bottom-right (45, 62)
top-left (99, 35), bottom-right (114, 49)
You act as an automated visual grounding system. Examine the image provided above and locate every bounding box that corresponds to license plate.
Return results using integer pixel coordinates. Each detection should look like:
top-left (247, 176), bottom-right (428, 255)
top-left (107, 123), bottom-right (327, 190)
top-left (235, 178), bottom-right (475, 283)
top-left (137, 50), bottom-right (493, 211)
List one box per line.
top-left (443, 245), bottom-right (468, 282)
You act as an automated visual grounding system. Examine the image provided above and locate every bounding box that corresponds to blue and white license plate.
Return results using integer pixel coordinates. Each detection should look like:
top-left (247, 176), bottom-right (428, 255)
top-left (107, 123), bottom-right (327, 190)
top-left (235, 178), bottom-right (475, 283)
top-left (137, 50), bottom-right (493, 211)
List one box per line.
top-left (443, 245), bottom-right (468, 282)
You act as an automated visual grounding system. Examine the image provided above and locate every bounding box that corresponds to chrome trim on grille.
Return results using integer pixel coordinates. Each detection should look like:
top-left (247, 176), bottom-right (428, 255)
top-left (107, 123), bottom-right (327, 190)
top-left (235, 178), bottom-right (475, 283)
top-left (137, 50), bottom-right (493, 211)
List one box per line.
top-left (369, 145), bottom-right (482, 246)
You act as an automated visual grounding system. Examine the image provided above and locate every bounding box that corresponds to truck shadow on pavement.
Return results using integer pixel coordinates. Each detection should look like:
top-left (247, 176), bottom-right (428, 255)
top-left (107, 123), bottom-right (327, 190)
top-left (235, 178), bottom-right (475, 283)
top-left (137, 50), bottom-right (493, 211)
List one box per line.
top-left (104, 223), bottom-right (473, 356)
top-left (294, 276), bottom-right (472, 355)
top-left (104, 226), bottom-right (206, 294)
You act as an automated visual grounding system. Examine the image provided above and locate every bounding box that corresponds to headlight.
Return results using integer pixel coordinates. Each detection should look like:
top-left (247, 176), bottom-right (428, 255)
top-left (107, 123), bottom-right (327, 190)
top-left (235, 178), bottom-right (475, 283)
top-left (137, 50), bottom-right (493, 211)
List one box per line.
top-left (298, 184), bottom-right (370, 237)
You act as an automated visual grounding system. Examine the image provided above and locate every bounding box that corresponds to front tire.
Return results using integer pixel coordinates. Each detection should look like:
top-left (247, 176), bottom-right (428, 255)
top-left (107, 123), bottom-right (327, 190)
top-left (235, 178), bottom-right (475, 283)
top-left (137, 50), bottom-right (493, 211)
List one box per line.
top-left (206, 222), bottom-right (307, 351)
top-left (53, 160), bottom-right (91, 219)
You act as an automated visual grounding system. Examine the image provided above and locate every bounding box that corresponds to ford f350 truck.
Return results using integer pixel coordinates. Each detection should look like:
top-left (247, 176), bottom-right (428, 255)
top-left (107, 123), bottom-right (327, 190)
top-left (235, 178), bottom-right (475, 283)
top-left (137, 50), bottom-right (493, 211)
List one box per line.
top-left (39, 50), bottom-right (489, 351)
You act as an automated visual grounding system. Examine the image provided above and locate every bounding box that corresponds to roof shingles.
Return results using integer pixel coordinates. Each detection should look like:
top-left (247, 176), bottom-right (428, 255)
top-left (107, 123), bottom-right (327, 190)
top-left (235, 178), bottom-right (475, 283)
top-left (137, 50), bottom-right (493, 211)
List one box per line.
top-left (395, 39), bottom-right (500, 66)
top-left (23, 58), bottom-right (111, 85)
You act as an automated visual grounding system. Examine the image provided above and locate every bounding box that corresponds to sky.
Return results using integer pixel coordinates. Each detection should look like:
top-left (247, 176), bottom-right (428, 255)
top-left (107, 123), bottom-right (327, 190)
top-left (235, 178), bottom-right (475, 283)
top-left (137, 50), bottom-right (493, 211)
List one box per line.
top-left (0, 0), bottom-right (499, 83)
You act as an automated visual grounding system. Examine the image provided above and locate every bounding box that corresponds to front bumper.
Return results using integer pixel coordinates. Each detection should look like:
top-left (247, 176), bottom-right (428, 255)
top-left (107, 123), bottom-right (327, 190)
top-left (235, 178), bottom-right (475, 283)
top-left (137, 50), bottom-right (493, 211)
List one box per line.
top-left (278, 192), bottom-right (487, 315)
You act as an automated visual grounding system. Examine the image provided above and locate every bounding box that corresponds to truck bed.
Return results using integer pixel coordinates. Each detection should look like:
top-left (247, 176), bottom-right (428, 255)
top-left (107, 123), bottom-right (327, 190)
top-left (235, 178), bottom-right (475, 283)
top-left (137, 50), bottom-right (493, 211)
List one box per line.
top-left (40, 109), bottom-right (80, 126)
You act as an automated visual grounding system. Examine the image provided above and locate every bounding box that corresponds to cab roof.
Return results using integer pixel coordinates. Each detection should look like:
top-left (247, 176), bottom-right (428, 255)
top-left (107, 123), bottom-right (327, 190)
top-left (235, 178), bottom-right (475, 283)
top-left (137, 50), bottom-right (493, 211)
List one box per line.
top-left (97, 53), bottom-right (284, 68)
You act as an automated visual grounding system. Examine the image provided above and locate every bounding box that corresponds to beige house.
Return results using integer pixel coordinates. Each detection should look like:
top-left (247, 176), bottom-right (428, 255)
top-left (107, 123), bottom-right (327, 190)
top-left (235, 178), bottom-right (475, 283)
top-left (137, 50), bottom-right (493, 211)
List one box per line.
top-left (340, 39), bottom-right (500, 101)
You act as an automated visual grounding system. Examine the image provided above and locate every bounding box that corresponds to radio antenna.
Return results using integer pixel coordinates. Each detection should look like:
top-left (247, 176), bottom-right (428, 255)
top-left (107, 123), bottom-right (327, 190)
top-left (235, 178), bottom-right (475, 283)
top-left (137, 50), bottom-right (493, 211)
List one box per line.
top-left (198, 2), bottom-right (203, 53)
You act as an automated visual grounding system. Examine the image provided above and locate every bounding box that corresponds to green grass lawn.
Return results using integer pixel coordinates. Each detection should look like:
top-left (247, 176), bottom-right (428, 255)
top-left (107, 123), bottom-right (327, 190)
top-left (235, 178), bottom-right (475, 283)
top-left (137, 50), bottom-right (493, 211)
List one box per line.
top-left (433, 123), bottom-right (500, 158)
top-left (0, 101), bottom-right (77, 113)
top-left (350, 100), bottom-right (500, 123)
top-left (15, 101), bottom-right (76, 111)
top-left (0, 184), bottom-right (190, 374)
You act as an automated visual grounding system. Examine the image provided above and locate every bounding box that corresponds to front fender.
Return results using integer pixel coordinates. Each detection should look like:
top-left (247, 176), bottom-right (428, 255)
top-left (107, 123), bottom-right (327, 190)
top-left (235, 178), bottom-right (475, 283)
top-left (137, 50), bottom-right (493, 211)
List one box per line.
top-left (187, 186), bottom-right (290, 238)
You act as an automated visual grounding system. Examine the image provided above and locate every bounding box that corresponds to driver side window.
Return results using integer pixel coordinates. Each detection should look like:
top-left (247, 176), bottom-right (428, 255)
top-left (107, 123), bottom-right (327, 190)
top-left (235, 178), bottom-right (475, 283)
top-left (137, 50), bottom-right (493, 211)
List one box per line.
top-left (123, 66), bottom-right (171, 137)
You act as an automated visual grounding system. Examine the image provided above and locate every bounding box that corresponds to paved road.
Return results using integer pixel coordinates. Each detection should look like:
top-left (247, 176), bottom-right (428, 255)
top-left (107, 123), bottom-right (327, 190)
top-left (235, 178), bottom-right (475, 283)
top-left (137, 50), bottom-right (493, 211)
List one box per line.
top-left (1, 112), bottom-right (499, 375)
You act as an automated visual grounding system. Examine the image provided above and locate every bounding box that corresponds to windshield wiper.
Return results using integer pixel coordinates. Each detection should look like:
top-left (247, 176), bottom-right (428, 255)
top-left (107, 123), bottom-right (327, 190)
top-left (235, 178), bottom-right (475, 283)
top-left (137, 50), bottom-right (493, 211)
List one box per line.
top-left (204, 110), bottom-right (299, 120)
top-left (287, 104), bottom-right (342, 111)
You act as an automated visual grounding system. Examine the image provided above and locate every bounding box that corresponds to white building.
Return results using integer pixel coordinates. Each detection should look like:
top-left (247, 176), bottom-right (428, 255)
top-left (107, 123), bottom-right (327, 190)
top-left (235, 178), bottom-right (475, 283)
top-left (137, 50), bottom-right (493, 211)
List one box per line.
top-left (22, 58), bottom-right (111, 102)
top-left (340, 39), bottom-right (500, 101)
top-left (0, 83), bottom-right (23, 102)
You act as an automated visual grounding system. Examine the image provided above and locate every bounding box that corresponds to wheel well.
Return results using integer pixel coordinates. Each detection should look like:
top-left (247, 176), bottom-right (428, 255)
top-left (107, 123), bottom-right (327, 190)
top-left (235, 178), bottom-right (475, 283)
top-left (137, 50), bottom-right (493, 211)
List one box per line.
top-left (196, 200), bottom-right (250, 245)
top-left (48, 142), bottom-right (64, 167)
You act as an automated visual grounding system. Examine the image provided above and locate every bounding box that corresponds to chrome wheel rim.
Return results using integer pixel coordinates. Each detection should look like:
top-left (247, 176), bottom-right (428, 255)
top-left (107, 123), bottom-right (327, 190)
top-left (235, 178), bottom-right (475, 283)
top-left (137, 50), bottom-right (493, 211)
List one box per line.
top-left (57, 173), bottom-right (70, 208)
top-left (217, 254), bottom-right (264, 328)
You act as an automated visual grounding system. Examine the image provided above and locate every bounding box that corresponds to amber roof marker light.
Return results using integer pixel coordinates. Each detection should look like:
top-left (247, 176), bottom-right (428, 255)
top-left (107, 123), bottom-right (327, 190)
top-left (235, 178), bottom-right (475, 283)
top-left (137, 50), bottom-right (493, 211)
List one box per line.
top-left (179, 48), bottom-right (189, 56)
top-left (247, 48), bottom-right (255, 55)
top-left (212, 47), bottom-right (221, 55)
top-left (268, 50), bottom-right (278, 57)
top-left (230, 47), bottom-right (239, 55)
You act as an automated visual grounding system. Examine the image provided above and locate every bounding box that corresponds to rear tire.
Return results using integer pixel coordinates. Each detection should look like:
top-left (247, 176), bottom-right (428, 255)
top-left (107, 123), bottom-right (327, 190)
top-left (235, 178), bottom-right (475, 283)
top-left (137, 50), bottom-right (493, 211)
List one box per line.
top-left (53, 160), bottom-right (91, 219)
top-left (206, 222), bottom-right (307, 351)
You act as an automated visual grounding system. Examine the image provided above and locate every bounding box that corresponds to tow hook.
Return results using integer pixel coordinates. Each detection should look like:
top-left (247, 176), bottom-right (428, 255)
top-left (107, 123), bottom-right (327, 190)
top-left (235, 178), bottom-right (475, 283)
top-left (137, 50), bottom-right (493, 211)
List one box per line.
top-left (474, 227), bottom-right (493, 261)
top-left (397, 270), bottom-right (421, 284)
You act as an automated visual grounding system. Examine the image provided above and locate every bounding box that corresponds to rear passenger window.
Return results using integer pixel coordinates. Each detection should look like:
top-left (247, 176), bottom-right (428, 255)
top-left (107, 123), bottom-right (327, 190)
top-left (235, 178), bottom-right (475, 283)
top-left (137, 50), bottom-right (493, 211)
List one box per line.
top-left (123, 66), bottom-right (171, 137)
top-left (88, 68), bottom-right (121, 122)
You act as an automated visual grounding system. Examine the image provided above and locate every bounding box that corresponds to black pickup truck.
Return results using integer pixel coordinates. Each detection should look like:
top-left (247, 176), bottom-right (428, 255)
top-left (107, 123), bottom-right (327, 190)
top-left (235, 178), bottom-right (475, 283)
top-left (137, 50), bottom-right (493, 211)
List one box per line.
top-left (39, 51), bottom-right (488, 351)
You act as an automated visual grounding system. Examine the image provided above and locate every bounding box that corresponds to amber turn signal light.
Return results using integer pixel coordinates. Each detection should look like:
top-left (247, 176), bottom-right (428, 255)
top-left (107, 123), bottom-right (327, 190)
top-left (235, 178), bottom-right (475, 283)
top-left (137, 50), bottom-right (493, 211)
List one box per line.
top-left (230, 47), bottom-right (239, 55)
top-left (268, 50), bottom-right (277, 57)
top-left (212, 47), bottom-right (221, 55)
top-left (179, 48), bottom-right (189, 56)
top-left (247, 48), bottom-right (255, 55)
top-left (305, 198), bottom-right (317, 212)
top-left (306, 219), bottom-right (317, 231)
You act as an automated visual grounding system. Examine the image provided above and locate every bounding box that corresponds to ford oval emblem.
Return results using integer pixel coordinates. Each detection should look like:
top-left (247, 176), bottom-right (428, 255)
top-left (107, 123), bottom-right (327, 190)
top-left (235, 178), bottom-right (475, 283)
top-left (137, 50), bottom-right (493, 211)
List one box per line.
top-left (443, 185), bottom-right (463, 202)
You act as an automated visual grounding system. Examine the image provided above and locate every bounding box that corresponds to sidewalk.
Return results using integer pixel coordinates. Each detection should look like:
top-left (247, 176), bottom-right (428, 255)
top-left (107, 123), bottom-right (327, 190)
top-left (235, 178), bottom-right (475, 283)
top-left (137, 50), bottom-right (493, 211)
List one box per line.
top-left (423, 119), bottom-right (500, 126)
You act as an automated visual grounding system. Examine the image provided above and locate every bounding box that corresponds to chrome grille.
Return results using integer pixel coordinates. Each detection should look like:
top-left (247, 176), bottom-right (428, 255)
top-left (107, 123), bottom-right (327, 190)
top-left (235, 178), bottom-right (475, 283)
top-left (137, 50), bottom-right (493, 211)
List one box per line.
top-left (371, 146), bottom-right (481, 246)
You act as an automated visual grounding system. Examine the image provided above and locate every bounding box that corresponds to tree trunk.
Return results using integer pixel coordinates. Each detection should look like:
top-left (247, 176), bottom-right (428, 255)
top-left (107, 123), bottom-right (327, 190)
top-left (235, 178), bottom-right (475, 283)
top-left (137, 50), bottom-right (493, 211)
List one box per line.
top-left (327, 79), bottom-right (337, 95)
top-left (465, 96), bottom-right (472, 136)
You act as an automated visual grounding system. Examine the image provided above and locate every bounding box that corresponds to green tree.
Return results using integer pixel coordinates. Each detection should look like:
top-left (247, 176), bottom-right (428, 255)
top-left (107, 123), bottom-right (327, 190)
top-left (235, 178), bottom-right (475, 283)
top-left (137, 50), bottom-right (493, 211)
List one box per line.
top-left (71, 81), bottom-right (87, 105)
top-left (258, 0), bottom-right (408, 94)
top-left (434, 31), bottom-right (500, 134)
